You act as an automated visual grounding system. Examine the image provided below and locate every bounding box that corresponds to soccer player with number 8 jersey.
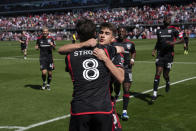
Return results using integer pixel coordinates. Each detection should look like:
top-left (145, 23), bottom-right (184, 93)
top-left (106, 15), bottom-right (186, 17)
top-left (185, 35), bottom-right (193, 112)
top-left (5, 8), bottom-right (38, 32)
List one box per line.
top-left (59, 18), bottom-right (124, 131)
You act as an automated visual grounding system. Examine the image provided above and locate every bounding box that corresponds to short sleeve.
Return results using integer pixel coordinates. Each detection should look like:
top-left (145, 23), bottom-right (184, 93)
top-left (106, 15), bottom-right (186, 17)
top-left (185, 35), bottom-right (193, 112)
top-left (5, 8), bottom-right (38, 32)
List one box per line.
top-left (112, 53), bottom-right (124, 68)
top-left (65, 55), bottom-right (69, 72)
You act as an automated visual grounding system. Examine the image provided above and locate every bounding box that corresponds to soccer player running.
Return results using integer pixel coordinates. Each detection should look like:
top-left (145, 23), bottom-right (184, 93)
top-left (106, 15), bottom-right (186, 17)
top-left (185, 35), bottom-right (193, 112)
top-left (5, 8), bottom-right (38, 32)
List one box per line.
top-left (111, 27), bottom-right (136, 120)
top-left (35, 28), bottom-right (56, 90)
top-left (58, 19), bottom-right (124, 131)
top-left (18, 31), bottom-right (29, 59)
top-left (183, 29), bottom-right (189, 55)
top-left (152, 16), bottom-right (185, 101)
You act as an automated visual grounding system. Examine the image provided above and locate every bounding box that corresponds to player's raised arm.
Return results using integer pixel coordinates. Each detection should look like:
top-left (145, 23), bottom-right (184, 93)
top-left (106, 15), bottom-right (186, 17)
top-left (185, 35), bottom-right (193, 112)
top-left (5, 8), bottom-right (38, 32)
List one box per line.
top-left (58, 38), bottom-right (97, 55)
top-left (93, 47), bottom-right (124, 83)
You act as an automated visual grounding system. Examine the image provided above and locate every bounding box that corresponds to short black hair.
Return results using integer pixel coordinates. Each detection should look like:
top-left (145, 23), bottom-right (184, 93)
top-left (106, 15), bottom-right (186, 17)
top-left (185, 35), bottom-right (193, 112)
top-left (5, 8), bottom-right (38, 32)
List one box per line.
top-left (163, 16), bottom-right (171, 27)
top-left (76, 18), bottom-right (96, 42)
top-left (117, 26), bottom-right (126, 31)
top-left (100, 22), bottom-right (117, 37)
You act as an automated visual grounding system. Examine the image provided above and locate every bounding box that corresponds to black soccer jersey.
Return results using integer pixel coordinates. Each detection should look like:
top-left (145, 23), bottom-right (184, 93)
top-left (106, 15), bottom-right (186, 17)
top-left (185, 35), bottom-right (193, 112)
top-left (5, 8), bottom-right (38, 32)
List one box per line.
top-left (36, 36), bottom-right (56, 61)
top-left (20, 35), bottom-right (28, 45)
top-left (155, 26), bottom-right (179, 57)
top-left (112, 39), bottom-right (136, 69)
top-left (183, 32), bottom-right (189, 41)
top-left (65, 45), bottom-right (123, 115)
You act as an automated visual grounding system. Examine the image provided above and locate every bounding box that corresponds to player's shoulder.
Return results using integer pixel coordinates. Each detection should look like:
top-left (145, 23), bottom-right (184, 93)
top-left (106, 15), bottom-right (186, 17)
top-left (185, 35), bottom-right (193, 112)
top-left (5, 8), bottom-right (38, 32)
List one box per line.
top-left (156, 29), bottom-right (163, 34)
top-left (37, 35), bottom-right (42, 40)
top-left (111, 41), bottom-right (121, 46)
top-left (47, 36), bottom-right (55, 40)
top-left (124, 39), bottom-right (135, 45)
top-left (168, 26), bottom-right (179, 31)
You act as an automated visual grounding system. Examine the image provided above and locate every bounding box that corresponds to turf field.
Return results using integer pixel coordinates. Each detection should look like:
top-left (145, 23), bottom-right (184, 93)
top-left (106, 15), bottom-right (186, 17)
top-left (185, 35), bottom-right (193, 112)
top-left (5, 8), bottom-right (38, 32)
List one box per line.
top-left (0, 39), bottom-right (196, 131)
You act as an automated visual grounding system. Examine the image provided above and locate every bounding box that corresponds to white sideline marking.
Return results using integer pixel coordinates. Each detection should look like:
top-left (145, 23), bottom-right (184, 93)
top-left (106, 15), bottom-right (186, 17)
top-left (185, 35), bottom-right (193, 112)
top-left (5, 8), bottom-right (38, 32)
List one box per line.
top-left (0, 126), bottom-right (24, 129)
top-left (117, 76), bottom-right (196, 102)
top-left (0, 76), bottom-right (193, 131)
top-left (136, 61), bottom-right (196, 65)
top-left (15, 115), bottom-right (71, 131)
top-left (0, 57), bottom-right (196, 64)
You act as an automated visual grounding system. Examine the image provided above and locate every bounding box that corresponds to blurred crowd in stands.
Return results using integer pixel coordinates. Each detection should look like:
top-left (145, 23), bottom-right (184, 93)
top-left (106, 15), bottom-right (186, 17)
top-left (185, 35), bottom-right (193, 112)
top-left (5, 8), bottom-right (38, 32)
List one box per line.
top-left (0, 0), bottom-right (106, 12)
top-left (0, 2), bottom-right (196, 41)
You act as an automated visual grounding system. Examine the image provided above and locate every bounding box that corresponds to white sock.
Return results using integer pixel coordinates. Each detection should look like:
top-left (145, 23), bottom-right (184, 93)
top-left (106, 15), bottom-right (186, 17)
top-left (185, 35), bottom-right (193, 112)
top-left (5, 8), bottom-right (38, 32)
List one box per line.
top-left (123, 110), bottom-right (127, 114)
top-left (153, 91), bottom-right (157, 97)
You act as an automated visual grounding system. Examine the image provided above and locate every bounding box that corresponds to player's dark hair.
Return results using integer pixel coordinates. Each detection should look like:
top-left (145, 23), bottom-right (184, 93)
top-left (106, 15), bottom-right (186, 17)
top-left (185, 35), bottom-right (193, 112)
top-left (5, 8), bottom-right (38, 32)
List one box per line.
top-left (100, 22), bottom-right (117, 37)
top-left (75, 18), bottom-right (96, 42)
top-left (117, 26), bottom-right (126, 32)
top-left (163, 16), bottom-right (171, 27)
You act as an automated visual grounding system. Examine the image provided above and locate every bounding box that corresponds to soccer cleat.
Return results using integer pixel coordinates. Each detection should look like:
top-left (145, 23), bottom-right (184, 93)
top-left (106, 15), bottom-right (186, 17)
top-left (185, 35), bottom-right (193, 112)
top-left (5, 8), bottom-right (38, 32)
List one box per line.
top-left (165, 83), bottom-right (170, 92)
top-left (46, 84), bottom-right (51, 91)
top-left (184, 50), bottom-right (188, 55)
top-left (121, 113), bottom-right (129, 121)
top-left (151, 95), bottom-right (157, 101)
top-left (41, 83), bottom-right (46, 90)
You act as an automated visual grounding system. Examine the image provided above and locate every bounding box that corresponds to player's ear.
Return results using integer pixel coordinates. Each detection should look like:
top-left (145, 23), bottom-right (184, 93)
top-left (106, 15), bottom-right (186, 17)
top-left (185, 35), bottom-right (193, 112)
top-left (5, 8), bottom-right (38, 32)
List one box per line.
top-left (111, 36), bottom-right (116, 42)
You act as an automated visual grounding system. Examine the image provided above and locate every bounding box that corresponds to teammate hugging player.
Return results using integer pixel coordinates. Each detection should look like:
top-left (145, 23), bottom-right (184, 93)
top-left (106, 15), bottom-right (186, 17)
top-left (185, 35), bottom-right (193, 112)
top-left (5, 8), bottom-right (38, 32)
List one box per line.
top-left (35, 28), bottom-right (56, 90)
top-left (59, 18), bottom-right (124, 131)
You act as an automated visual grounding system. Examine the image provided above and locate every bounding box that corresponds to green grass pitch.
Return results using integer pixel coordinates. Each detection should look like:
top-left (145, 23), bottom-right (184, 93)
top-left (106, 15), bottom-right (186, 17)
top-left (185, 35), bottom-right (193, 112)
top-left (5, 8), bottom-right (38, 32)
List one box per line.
top-left (0, 39), bottom-right (196, 131)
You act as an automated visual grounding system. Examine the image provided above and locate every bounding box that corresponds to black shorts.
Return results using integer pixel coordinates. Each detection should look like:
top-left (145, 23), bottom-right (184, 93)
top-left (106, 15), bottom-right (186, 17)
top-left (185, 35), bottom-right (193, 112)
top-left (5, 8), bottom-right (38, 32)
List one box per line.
top-left (184, 37), bottom-right (189, 44)
top-left (124, 68), bottom-right (132, 83)
top-left (21, 43), bottom-right (27, 51)
top-left (72, 40), bottom-right (75, 43)
top-left (156, 55), bottom-right (173, 70)
top-left (69, 114), bottom-right (113, 131)
top-left (40, 60), bottom-right (54, 71)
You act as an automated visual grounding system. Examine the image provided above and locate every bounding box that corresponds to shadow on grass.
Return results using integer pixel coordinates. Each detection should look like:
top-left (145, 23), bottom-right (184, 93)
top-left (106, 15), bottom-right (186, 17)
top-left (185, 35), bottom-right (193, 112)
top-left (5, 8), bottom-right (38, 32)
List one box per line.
top-left (130, 91), bottom-right (163, 105)
top-left (24, 84), bottom-right (42, 90)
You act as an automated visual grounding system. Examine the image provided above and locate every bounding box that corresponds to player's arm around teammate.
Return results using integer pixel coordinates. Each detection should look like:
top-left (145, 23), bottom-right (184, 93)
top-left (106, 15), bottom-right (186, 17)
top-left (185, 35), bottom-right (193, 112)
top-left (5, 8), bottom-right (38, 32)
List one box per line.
top-left (58, 38), bottom-right (97, 54)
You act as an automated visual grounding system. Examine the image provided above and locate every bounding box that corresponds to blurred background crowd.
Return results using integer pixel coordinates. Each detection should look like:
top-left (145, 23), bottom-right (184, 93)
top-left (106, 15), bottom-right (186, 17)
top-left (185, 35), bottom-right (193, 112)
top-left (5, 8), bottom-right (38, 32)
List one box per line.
top-left (0, 0), bottom-right (196, 41)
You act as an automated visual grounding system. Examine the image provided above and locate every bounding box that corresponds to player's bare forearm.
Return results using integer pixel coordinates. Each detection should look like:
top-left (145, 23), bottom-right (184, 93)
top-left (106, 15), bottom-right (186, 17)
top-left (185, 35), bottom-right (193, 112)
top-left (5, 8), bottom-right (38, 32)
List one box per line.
top-left (50, 42), bottom-right (56, 50)
top-left (58, 38), bottom-right (97, 55)
top-left (58, 43), bottom-right (83, 54)
top-left (130, 52), bottom-right (136, 65)
top-left (167, 39), bottom-right (184, 46)
top-left (19, 40), bottom-right (24, 43)
top-left (131, 52), bottom-right (136, 59)
top-left (104, 58), bottom-right (124, 83)
top-left (152, 49), bottom-right (156, 57)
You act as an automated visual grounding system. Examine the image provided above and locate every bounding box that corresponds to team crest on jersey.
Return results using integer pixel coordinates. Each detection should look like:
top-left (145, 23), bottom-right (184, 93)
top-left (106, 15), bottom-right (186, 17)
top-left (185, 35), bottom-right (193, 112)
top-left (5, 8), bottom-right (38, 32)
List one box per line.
top-left (40, 41), bottom-right (43, 44)
top-left (168, 30), bottom-right (172, 33)
top-left (127, 44), bottom-right (131, 50)
top-left (48, 39), bottom-right (51, 43)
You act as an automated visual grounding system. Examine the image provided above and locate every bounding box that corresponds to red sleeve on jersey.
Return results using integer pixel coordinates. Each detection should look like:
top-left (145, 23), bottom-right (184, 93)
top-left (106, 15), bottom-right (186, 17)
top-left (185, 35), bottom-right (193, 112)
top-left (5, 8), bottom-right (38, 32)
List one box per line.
top-left (125, 39), bottom-right (135, 45)
top-left (67, 54), bottom-right (74, 82)
top-left (47, 36), bottom-right (55, 40)
top-left (103, 48), bottom-right (111, 59)
top-left (37, 36), bottom-right (42, 40)
top-left (168, 26), bottom-right (179, 31)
